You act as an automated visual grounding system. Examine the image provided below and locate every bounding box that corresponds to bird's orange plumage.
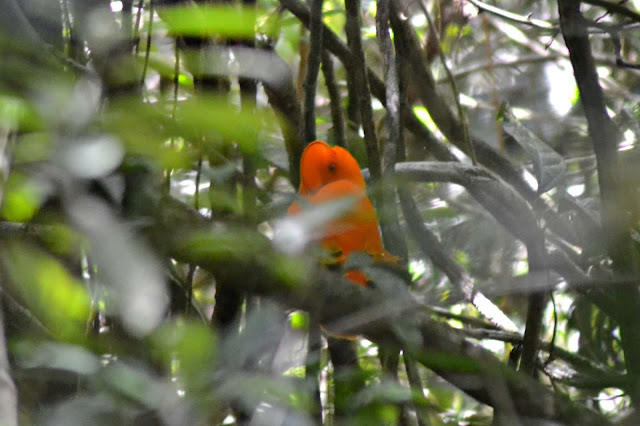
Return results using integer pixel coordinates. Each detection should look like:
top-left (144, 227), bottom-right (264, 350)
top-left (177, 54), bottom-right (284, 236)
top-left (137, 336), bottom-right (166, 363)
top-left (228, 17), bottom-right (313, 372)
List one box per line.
top-left (288, 140), bottom-right (396, 286)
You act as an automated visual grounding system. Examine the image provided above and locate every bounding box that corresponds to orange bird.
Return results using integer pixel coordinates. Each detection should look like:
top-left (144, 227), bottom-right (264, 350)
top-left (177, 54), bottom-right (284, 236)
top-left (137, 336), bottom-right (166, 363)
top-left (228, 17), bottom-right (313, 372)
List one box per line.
top-left (288, 140), bottom-right (397, 286)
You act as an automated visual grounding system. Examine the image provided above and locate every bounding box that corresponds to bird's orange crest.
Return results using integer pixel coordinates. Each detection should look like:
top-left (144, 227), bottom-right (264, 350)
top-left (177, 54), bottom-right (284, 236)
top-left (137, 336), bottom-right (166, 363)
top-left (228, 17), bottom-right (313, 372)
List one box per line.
top-left (298, 140), bottom-right (365, 195)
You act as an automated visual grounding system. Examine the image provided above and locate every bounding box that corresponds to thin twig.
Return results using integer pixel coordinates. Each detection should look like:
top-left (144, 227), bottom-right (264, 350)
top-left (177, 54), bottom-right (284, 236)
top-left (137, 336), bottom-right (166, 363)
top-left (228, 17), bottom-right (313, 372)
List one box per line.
top-left (133, 0), bottom-right (145, 55)
top-left (306, 321), bottom-right (323, 422)
top-left (418, 1), bottom-right (476, 164)
top-left (376, 0), bottom-right (408, 261)
top-left (612, 32), bottom-right (640, 69)
top-left (460, 327), bottom-right (626, 385)
top-left (140, 0), bottom-right (154, 86)
top-left (543, 290), bottom-right (558, 369)
top-left (403, 353), bottom-right (429, 426)
top-left (398, 188), bottom-right (519, 332)
top-left (302, 0), bottom-right (324, 143)
top-left (480, 13), bottom-right (503, 150)
top-left (345, 0), bottom-right (382, 181)
top-left (165, 35), bottom-right (179, 192)
top-left (322, 51), bottom-right (346, 147)
top-left (393, 18), bottom-right (408, 163)
top-left (582, 0), bottom-right (640, 23)
top-left (466, 0), bottom-right (556, 31)
top-left (377, 0), bottom-right (401, 175)
top-left (61, 0), bottom-right (73, 58)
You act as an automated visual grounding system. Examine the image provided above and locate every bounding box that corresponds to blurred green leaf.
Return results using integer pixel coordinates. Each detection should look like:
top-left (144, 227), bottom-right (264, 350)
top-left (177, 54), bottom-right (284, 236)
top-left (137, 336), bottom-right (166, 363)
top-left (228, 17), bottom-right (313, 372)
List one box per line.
top-left (181, 227), bottom-right (308, 287)
top-left (289, 311), bottom-right (308, 330)
top-left (152, 319), bottom-right (218, 389)
top-left (2, 241), bottom-right (90, 340)
top-left (12, 132), bottom-right (51, 164)
top-left (14, 341), bottom-right (100, 376)
top-left (351, 403), bottom-right (400, 426)
top-left (1, 172), bottom-right (44, 222)
top-left (38, 223), bottom-right (82, 257)
top-left (98, 361), bottom-right (167, 408)
top-left (138, 53), bottom-right (194, 87)
top-left (217, 373), bottom-right (313, 414)
top-left (160, 5), bottom-right (258, 39)
top-left (103, 97), bottom-right (271, 169)
top-left (174, 97), bottom-right (268, 154)
top-left (0, 94), bottom-right (38, 130)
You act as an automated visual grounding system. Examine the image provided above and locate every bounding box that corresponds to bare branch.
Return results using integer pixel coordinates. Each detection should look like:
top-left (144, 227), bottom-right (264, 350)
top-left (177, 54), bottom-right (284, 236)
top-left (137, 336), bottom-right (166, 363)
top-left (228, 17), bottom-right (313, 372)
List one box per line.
top-left (466, 0), bottom-right (557, 31)
top-left (559, 0), bottom-right (640, 409)
top-left (398, 188), bottom-right (518, 332)
top-left (302, 0), bottom-right (324, 143)
top-left (0, 107), bottom-right (18, 426)
top-left (582, 0), bottom-right (640, 23)
top-left (345, 0), bottom-right (382, 181)
top-left (321, 52), bottom-right (346, 147)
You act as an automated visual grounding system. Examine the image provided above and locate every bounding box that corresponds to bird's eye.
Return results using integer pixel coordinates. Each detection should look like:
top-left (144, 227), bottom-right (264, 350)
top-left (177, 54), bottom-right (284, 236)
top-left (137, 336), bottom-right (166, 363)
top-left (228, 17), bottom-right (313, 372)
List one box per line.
top-left (328, 163), bottom-right (336, 172)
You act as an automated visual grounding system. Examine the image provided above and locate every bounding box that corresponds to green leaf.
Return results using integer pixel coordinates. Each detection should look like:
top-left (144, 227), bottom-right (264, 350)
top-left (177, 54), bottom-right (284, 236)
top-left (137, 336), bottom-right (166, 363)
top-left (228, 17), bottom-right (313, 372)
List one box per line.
top-left (160, 5), bottom-right (258, 39)
top-left (1, 172), bottom-right (44, 222)
top-left (289, 311), bottom-right (308, 330)
top-left (2, 242), bottom-right (90, 340)
top-left (152, 319), bottom-right (218, 390)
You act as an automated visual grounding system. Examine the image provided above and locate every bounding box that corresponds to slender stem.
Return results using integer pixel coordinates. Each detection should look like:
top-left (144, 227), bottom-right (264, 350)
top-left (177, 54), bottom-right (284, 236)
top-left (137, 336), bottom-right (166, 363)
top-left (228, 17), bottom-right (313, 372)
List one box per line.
top-left (466, 0), bottom-right (556, 31)
top-left (133, 0), bottom-right (145, 55)
top-left (344, 0), bottom-right (382, 181)
top-left (322, 52), bottom-right (346, 147)
top-left (377, 0), bottom-right (400, 175)
top-left (418, 1), bottom-right (476, 164)
top-left (302, 0), bottom-right (324, 143)
top-left (559, 0), bottom-right (640, 408)
top-left (376, 0), bottom-right (407, 260)
top-left (140, 0), bottom-right (154, 86)
top-left (403, 353), bottom-right (428, 426)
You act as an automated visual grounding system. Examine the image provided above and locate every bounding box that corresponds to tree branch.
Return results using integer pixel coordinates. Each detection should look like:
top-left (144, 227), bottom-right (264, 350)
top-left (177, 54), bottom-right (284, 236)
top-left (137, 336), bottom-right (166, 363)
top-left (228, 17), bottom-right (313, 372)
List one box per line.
top-left (398, 188), bottom-right (518, 332)
top-left (344, 0), bottom-right (382, 181)
top-left (558, 0), bottom-right (640, 408)
top-left (321, 52), bottom-right (346, 147)
top-left (377, 0), bottom-right (400, 176)
top-left (376, 0), bottom-right (407, 260)
top-left (582, 0), bottom-right (640, 23)
top-left (466, 0), bottom-right (556, 31)
top-left (0, 99), bottom-right (18, 426)
top-left (162, 218), bottom-right (608, 425)
top-left (302, 0), bottom-right (323, 143)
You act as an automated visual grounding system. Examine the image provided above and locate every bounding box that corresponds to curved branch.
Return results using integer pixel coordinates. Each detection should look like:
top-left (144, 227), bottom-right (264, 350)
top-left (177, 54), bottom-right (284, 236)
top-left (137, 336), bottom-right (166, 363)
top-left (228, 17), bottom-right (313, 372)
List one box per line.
top-left (398, 188), bottom-right (518, 332)
top-left (582, 0), bottom-right (640, 23)
top-left (395, 162), bottom-right (540, 246)
top-left (466, 0), bottom-right (557, 31)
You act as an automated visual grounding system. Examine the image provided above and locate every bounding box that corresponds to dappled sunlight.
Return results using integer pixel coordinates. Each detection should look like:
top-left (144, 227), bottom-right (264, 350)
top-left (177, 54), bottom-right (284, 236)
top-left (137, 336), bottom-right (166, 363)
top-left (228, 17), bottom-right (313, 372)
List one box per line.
top-left (0, 0), bottom-right (639, 423)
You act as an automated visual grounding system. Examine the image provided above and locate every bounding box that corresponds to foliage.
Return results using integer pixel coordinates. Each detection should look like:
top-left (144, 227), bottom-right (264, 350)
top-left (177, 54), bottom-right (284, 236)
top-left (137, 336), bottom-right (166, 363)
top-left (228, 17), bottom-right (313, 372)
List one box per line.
top-left (1, 0), bottom-right (640, 424)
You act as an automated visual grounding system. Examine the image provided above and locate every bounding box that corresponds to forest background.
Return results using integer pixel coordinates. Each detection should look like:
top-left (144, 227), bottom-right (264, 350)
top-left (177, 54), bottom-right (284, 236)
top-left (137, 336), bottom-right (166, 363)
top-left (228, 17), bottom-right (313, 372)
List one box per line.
top-left (1, 0), bottom-right (640, 424)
